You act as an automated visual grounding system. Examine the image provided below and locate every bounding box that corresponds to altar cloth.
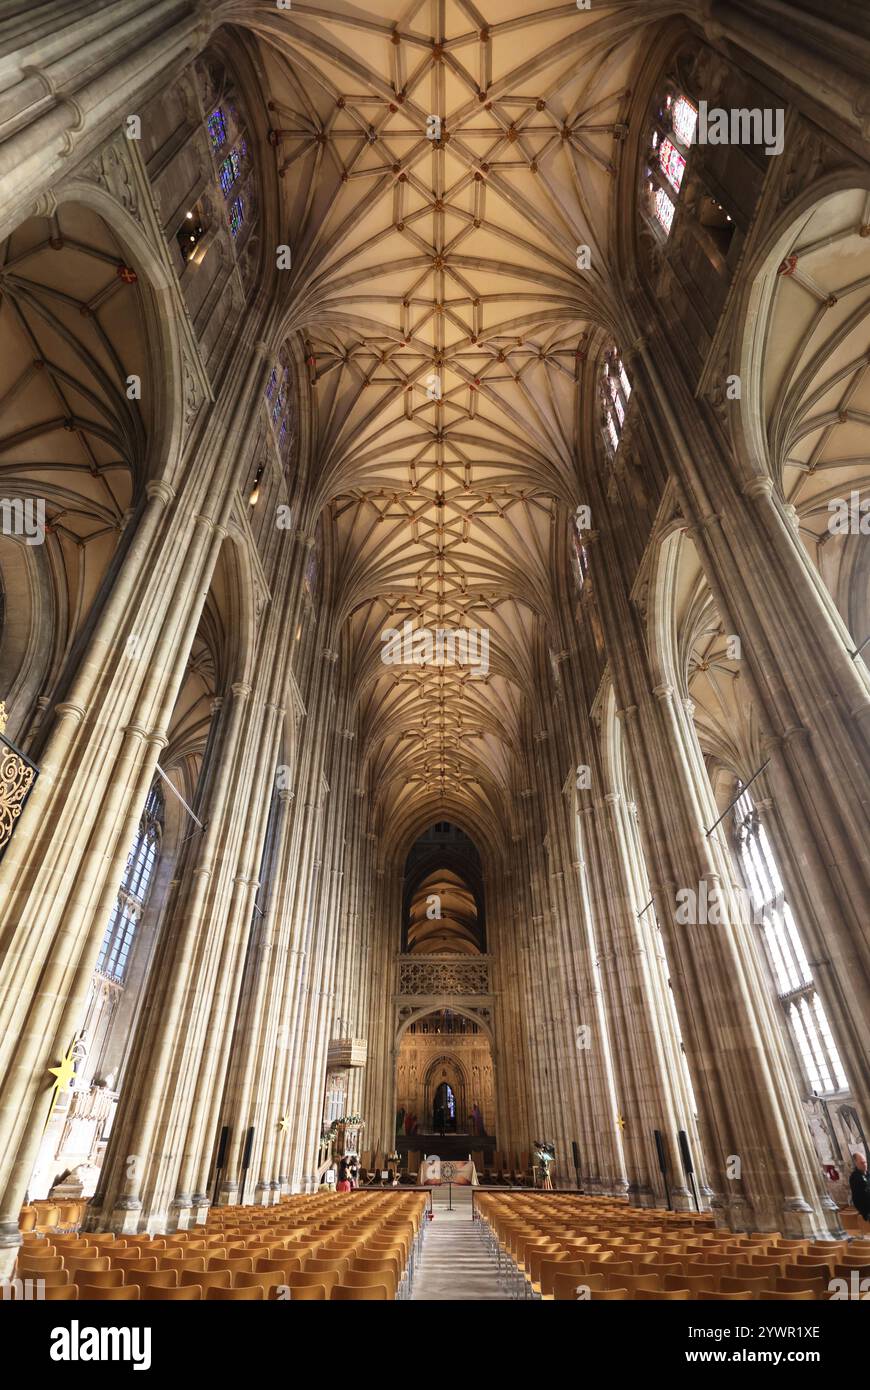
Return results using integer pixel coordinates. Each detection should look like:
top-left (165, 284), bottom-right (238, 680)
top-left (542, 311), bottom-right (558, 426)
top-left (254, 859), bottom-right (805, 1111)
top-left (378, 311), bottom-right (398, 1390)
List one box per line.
top-left (418, 1156), bottom-right (479, 1185)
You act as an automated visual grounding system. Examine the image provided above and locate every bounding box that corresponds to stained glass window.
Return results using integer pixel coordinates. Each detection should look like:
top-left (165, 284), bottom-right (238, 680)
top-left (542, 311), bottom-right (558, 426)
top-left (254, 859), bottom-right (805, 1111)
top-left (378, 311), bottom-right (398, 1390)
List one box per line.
top-left (229, 196), bottom-right (245, 238)
top-left (734, 786), bottom-right (847, 1095)
top-left (272, 382), bottom-right (286, 425)
top-left (208, 107), bottom-right (227, 150)
top-left (672, 96), bottom-right (698, 147)
top-left (96, 783), bottom-right (164, 985)
top-left (602, 349), bottom-right (631, 454)
top-left (571, 511), bottom-right (589, 594)
top-left (266, 367), bottom-right (278, 401)
top-left (654, 187), bottom-right (675, 234)
top-left (219, 148), bottom-right (242, 197)
top-left (660, 137), bottom-right (686, 192)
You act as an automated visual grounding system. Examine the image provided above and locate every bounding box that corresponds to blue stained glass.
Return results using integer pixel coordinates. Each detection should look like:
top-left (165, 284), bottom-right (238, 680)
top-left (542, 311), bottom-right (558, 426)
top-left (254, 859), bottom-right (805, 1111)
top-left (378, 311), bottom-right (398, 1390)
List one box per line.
top-left (266, 367), bottom-right (278, 401)
top-left (219, 148), bottom-right (243, 197)
top-left (208, 108), bottom-right (227, 150)
top-left (279, 420), bottom-right (288, 449)
top-left (229, 196), bottom-right (245, 238)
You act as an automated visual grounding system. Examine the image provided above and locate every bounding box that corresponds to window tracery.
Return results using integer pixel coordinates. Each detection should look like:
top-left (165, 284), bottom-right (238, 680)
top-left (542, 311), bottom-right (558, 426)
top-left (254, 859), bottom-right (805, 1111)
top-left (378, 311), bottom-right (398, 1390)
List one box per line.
top-left (644, 88), bottom-right (697, 237)
top-left (96, 783), bottom-right (164, 985)
top-left (600, 347), bottom-right (632, 457)
top-left (733, 786), bottom-right (847, 1095)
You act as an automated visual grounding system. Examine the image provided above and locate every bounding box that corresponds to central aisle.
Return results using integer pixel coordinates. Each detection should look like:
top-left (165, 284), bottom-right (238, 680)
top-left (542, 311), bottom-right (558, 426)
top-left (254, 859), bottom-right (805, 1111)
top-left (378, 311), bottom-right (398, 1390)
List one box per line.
top-left (411, 1189), bottom-right (509, 1301)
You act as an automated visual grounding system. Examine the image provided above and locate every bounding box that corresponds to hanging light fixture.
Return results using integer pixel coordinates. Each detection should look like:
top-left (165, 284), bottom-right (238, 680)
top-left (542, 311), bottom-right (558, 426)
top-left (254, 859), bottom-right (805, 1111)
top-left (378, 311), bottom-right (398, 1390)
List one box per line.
top-left (249, 462), bottom-right (265, 506)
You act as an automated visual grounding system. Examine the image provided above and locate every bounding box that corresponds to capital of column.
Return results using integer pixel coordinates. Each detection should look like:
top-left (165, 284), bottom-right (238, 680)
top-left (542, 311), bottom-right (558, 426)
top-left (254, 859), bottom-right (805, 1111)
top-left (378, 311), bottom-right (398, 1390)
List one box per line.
top-left (231, 682), bottom-right (252, 700)
top-left (145, 479), bottom-right (176, 507)
top-left (742, 475), bottom-right (775, 502)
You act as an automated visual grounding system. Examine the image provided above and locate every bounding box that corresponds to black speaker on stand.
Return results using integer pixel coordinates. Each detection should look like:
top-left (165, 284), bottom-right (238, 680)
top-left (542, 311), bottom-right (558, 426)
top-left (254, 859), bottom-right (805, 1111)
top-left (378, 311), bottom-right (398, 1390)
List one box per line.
top-left (211, 1124), bottom-right (230, 1208)
top-left (678, 1129), bottom-right (700, 1211)
top-left (240, 1125), bottom-right (255, 1206)
top-left (571, 1140), bottom-right (582, 1191)
top-left (653, 1128), bottom-right (672, 1210)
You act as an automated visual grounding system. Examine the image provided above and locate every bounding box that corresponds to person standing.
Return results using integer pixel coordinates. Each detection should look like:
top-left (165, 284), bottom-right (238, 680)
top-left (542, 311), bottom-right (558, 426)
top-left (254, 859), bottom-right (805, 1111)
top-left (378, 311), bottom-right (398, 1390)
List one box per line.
top-left (849, 1151), bottom-right (870, 1222)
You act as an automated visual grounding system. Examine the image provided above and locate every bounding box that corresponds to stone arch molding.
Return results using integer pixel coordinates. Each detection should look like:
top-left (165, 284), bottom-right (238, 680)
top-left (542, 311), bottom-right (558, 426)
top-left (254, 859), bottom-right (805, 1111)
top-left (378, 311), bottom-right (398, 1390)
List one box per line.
top-left (395, 1000), bottom-right (494, 1048)
top-left (0, 194), bottom-right (187, 723)
top-left (735, 181), bottom-right (870, 655)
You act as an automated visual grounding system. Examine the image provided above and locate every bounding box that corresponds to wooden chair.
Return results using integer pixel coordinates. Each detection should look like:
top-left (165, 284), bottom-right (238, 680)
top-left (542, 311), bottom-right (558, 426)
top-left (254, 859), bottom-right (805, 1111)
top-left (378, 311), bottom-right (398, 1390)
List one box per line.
top-left (609, 1272), bottom-right (660, 1295)
top-left (665, 1273), bottom-right (715, 1296)
top-left (286, 1270), bottom-right (339, 1295)
top-left (78, 1284), bottom-right (141, 1301)
top-left (16, 1253), bottom-right (64, 1272)
top-left (179, 1269), bottom-right (231, 1292)
top-left (159, 1254), bottom-right (206, 1272)
top-left (145, 1284), bottom-right (203, 1300)
top-left (636, 1288), bottom-right (690, 1300)
top-left (720, 1274), bottom-right (767, 1297)
top-left (68, 1269), bottom-right (125, 1288)
top-left (126, 1271), bottom-right (179, 1292)
top-left (590, 1287), bottom-right (629, 1300)
top-left (208, 1255), bottom-right (254, 1274)
top-left (332, 1284), bottom-right (387, 1300)
top-left (65, 1256), bottom-right (111, 1275)
top-left (39, 1284), bottom-right (79, 1300)
top-left (30, 1268), bottom-right (72, 1287)
top-left (206, 1285), bottom-right (264, 1300)
top-left (705, 1289), bottom-right (754, 1300)
top-left (760, 1288), bottom-right (816, 1300)
top-left (305, 1256), bottom-right (351, 1279)
top-left (110, 1256), bottom-right (158, 1273)
top-left (283, 1283), bottom-right (326, 1300)
top-left (776, 1277), bottom-right (828, 1297)
top-left (235, 1272), bottom-right (289, 1299)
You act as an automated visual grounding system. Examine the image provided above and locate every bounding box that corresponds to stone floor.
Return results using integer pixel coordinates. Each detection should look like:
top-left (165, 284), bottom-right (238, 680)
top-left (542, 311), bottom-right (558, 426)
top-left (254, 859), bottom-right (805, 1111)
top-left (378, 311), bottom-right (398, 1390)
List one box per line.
top-left (410, 1188), bottom-right (510, 1301)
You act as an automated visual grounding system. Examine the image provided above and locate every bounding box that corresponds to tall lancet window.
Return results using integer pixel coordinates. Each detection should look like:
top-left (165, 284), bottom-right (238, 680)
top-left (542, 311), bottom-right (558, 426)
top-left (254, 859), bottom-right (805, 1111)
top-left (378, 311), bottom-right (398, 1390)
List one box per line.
top-left (733, 785), bottom-right (847, 1095)
top-left (600, 348), bottom-right (631, 457)
top-left (570, 507), bottom-right (589, 594)
top-left (96, 783), bottom-right (164, 984)
top-left (644, 89), bottom-right (697, 237)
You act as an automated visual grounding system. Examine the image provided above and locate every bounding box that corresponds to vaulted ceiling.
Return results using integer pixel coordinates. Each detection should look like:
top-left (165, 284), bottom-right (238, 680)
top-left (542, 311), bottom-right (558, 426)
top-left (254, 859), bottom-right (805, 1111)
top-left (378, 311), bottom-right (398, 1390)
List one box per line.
top-left (247, 0), bottom-right (660, 836)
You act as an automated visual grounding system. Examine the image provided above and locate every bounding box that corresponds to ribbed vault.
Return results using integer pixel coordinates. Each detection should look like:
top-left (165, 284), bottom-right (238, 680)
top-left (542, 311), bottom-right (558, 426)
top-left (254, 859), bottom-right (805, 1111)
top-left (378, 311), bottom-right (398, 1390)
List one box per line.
top-left (246, 0), bottom-right (661, 827)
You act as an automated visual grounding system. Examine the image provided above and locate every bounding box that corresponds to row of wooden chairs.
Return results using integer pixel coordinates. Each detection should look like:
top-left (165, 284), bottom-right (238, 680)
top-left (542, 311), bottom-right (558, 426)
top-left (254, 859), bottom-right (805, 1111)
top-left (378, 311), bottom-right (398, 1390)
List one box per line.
top-left (477, 1192), bottom-right (869, 1301)
top-left (18, 1200), bottom-right (87, 1235)
top-left (8, 1192), bottom-right (427, 1301)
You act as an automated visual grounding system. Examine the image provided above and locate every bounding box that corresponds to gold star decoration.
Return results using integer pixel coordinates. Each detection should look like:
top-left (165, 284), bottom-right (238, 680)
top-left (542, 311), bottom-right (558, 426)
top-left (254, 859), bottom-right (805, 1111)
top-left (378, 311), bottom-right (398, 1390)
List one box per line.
top-left (48, 1046), bottom-right (77, 1105)
top-left (278, 1115), bottom-right (290, 1134)
top-left (615, 1113), bottom-right (626, 1132)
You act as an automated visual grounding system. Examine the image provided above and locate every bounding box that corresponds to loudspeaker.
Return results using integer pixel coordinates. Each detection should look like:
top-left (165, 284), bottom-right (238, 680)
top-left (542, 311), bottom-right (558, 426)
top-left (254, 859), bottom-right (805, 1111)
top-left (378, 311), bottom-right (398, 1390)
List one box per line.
top-left (214, 1125), bottom-right (229, 1172)
top-left (242, 1125), bottom-right (255, 1169)
top-left (571, 1140), bottom-right (580, 1170)
top-left (653, 1128), bottom-right (668, 1176)
top-left (678, 1130), bottom-right (694, 1175)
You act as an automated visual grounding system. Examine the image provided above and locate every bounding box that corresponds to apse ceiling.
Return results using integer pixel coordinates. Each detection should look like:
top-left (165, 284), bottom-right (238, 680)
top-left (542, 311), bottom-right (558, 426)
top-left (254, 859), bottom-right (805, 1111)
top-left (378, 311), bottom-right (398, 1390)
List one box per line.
top-left (249, 0), bottom-right (660, 835)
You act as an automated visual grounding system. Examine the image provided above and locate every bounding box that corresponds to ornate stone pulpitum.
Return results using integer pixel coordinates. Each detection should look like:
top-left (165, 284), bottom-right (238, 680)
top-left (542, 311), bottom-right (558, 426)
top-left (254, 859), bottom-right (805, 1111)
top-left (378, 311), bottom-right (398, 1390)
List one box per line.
top-left (0, 702), bottom-right (37, 860)
top-left (398, 955), bottom-right (490, 996)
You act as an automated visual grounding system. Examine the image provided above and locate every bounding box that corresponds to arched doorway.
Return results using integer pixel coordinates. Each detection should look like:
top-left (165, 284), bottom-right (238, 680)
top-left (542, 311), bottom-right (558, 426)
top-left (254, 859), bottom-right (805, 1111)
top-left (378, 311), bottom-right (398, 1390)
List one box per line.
top-left (432, 1081), bottom-right (456, 1134)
